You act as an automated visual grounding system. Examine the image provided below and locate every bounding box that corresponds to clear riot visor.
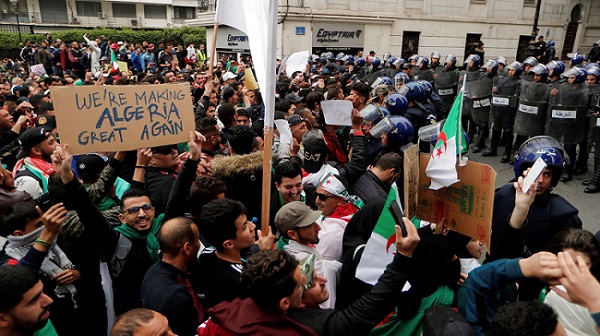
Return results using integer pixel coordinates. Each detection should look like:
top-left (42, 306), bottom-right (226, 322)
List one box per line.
top-left (369, 116), bottom-right (396, 138)
top-left (529, 64), bottom-right (548, 75)
top-left (444, 55), bottom-right (456, 67)
top-left (546, 61), bottom-right (559, 70)
top-left (395, 76), bottom-right (409, 91)
top-left (561, 67), bottom-right (583, 79)
top-left (359, 104), bottom-right (384, 122)
top-left (483, 59), bottom-right (497, 69)
top-left (397, 83), bottom-right (410, 96)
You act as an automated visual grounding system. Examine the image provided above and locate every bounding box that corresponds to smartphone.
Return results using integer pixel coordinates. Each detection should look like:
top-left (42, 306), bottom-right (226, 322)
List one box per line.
top-left (35, 192), bottom-right (59, 213)
top-left (389, 201), bottom-right (407, 237)
top-left (522, 157), bottom-right (547, 194)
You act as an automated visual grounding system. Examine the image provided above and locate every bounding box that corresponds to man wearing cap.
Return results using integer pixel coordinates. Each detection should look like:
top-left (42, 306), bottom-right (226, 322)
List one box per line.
top-left (314, 173), bottom-right (363, 262)
top-left (12, 127), bottom-right (58, 199)
top-left (372, 85), bottom-right (389, 106)
top-left (34, 115), bottom-right (57, 139)
top-left (145, 144), bottom-right (181, 214)
top-left (275, 201), bottom-right (342, 309)
top-left (222, 72), bottom-right (237, 86)
top-left (221, 86), bottom-right (239, 107)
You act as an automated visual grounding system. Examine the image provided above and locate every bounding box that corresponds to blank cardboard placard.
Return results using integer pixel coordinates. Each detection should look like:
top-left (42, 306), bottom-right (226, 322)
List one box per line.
top-left (321, 100), bottom-right (353, 126)
top-left (50, 84), bottom-right (194, 155)
top-left (417, 153), bottom-right (496, 249)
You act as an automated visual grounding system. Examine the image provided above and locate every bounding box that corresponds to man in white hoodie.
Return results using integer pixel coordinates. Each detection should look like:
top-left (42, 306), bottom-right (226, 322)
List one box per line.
top-left (83, 34), bottom-right (101, 74)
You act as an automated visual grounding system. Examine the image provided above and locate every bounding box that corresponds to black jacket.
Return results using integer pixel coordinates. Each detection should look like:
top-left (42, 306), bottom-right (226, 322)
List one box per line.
top-left (145, 166), bottom-right (177, 214)
top-left (269, 184), bottom-right (318, 234)
top-left (142, 261), bottom-right (203, 336)
top-left (64, 158), bottom-right (198, 315)
top-left (351, 170), bottom-right (390, 204)
top-left (490, 184), bottom-right (582, 259)
top-left (289, 253), bottom-right (414, 336)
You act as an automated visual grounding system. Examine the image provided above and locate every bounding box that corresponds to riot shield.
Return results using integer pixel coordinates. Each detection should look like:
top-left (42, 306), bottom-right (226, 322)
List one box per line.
top-left (465, 72), bottom-right (493, 125)
top-left (588, 84), bottom-right (600, 143)
top-left (545, 83), bottom-right (590, 144)
top-left (434, 68), bottom-right (459, 112)
top-left (458, 70), bottom-right (484, 117)
top-left (490, 76), bottom-right (520, 130)
top-left (414, 68), bottom-right (434, 83)
top-left (514, 81), bottom-right (551, 137)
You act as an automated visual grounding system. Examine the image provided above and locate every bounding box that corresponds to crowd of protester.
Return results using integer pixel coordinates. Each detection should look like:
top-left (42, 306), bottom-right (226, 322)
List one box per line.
top-left (0, 33), bottom-right (600, 336)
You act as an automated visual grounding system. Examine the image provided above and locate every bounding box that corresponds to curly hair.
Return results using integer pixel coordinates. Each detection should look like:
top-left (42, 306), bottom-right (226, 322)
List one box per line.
top-left (228, 125), bottom-right (256, 155)
top-left (188, 176), bottom-right (227, 217)
top-left (240, 250), bottom-right (299, 310)
top-left (492, 301), bottom-right (558, 336)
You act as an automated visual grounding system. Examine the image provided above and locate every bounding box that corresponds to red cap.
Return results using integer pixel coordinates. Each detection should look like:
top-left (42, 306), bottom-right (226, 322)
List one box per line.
top-left (110, 43), bottom-right (118, 49)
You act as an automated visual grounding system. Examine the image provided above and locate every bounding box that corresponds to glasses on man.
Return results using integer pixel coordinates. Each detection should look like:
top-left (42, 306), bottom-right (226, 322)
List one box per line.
top-left (123, 203), bottom-right (153, 215)
top-left (316, 193), bottom-right (335, 201)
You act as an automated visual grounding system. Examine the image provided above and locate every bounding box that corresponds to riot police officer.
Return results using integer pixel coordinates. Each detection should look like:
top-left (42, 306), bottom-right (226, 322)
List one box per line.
top-left (584, 66), bottom-right (600, 193)
top-left (521, 56), bottom-right (538, 82)
top-left (459, 54), bottom-right (483, 145)
top-left (434, 55), bottom-right (459, 114)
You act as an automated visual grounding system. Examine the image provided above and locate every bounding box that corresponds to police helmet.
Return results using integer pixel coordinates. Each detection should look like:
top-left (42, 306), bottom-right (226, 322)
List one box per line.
top-left (416, 56), bottom-right (429, 68)
top-left (319, 57), bottom-right (327, 64)
top-left (483, 59), bottom-right (499, 73)
top-left (444, 54), bottom-right (457, 67)
top-left (569, 53), bottom-right (585, 66)
top-left (360, 103), bottom-right (390, 123)
top-left (325, 52), bottom-right (335, 61)
top-left (561, 67), bottom-right (588, 84)
top-left (496, 57), bottom-right (507, 66)
top-left (529, 64), bottom-right (549, 82)
top-left (401, 82), bottom-right (427, 102)
top-left (371, 57), bottom-right (382, 69)
top-left (417, 80), bottom-right (433, 100)
top-left (546, 60), bottom-right (566, 76)
top-left (586, 66), bottom-right (600, 81)
top-left (380, 76), bottom-right (393, 86)
top-left (387, 56), bottom-right (397, 67)
top-left (336, 52), bottom-right (345, 61)
top-left (431, 52), bottom-right (441, 60)
top-left (547, 40), bottom-right (556, 48)
top-left (585, 63), bottom-right (600, 71)
top-left (387, 116), bottom-right (414, 148)
top-left (384, 92), bottom-right (409, 116)
top-left (465, 54), bottom-right (481, 69)
top-left (507, 61), bottom-right (524, 76)
top-left (346, 55), bottom-right (355, 63)
top-left (393, 58), bottom-right (406, 68)
top-left (408, 54), bottom-right (419, 62)
top-left (382, 52), bottom-right (392, 61)
top-left (355, 57), bottom-right (366, 67)
top-left (523, 56), bottom-right (538, 67)
top-left (514, 136), bottom-right (568, 187)
top-left (394, 72), bottom-right (410, 89)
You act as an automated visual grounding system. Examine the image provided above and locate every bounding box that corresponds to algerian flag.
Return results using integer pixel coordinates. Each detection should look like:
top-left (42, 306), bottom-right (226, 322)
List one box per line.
top-left (111, 49), bottom-right (119, 71)
top-left (425, 90), bottom-right (467, 190)
top-left (355, 183), bottom-right (401, 285)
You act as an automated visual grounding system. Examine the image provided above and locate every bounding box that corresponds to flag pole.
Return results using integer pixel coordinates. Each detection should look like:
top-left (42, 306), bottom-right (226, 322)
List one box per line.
top-left (261, 126), bottom-right (273, 236)
top-left (458, 74), bottom-right (468, 166)
top-left (208, 22), bottom-right (219, 77)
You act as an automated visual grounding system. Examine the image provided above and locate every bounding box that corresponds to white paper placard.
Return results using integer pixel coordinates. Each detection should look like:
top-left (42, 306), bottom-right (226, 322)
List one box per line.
top-left (274, 119), bottom-right (293, 144)
top-left (321, 100), bottom-right (353, 126)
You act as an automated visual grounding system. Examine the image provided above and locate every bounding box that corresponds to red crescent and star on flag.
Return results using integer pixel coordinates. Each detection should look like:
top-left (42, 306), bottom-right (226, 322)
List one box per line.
top-left (434, 131), bottom-right (448, 158)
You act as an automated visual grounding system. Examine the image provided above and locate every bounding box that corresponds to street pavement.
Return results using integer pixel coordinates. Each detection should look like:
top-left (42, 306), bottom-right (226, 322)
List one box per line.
top-left (468, 148), bottom-right (600, 235)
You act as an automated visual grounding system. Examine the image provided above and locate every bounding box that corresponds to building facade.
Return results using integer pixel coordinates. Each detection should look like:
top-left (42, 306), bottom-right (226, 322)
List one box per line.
top-left (0, 0), bottom-right (203, 33)
top-left (188, 0), bottom-right (599, 63)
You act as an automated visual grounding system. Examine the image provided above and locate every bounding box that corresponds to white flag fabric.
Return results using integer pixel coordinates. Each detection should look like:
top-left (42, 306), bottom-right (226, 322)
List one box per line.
top-left (283, 50), bottom-right (310, 77)
top-left (215, 0), bottom-right (277, 126)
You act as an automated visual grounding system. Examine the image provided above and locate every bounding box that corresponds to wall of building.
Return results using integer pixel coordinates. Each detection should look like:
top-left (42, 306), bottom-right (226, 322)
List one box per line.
top-left (192, 0), bottom-right (599, 62)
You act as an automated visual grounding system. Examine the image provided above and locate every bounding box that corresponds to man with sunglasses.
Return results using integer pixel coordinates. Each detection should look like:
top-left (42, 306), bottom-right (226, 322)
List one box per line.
top-left (51, 131), bottom-right (205, 315)
top-left (145, 144), bottom-right (182, 214)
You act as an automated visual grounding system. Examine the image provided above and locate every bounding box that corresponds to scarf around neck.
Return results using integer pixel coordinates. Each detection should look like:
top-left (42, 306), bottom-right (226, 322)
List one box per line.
top-left (5, 226), bottom-right (78, 308)
top-left (13, 157), bottom-right (55, 192)
top-left (114, 213), bottom-right (164, 262)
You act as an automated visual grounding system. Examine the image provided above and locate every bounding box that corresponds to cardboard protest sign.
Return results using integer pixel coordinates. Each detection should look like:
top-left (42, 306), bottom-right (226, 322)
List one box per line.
top-left (417, 153), bottom-right (496, 249)
top-left (30, 64), bottom-right (46, 76)
top-left (50, 84), bottom-right (194, 155)
top-left (403, 144), bottom-right (419, 219)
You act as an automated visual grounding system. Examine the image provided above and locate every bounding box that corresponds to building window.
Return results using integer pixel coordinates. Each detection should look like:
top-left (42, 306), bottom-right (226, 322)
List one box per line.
top-left (464, 33), bottom-right (483, 61)
top-left (144, 5), bottom-right (167, 19)
top-left (76, 1), bottom-right (101, 17)
top-left (174, 6), bottom-right (196, 19)
top-left (401, 31), bottom-right (420, 60)
top-left (112, 3), bottom-right (136, 18)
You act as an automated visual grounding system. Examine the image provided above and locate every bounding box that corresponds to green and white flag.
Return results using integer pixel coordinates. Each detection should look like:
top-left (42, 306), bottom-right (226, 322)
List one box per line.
top-left (425, 89), bottom-right (467, 190)
top-left (111, 49), bottom-right (119, 71)
top-left (355, 183), bottom-right (401, 285)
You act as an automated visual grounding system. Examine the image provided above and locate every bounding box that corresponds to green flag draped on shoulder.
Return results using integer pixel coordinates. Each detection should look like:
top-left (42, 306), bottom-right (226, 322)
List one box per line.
top-left (425, 90), bottom-right (467, 190)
